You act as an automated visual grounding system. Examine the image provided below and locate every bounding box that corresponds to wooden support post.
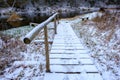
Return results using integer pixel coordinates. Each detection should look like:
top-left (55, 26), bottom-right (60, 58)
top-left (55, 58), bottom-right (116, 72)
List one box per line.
top-left (54, 17), bottom-right (57, 34)
top-left (57, 15), bottom-right (59, 24)
top-left (44, 26), bottom-right (50, 72)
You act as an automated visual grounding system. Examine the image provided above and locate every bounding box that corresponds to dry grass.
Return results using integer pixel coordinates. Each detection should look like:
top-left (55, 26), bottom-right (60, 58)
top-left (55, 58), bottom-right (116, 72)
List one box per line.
top-left (0, 34), bottom-right (26, 71)
top-left (92, 12), bottom-right (119, 42)
top-left (92, 13), bottom-right (118, 30)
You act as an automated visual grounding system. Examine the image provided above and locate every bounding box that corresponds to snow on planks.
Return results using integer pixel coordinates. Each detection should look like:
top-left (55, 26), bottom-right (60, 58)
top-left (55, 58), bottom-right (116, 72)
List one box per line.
top-left (44, 73), bottom-right (103, 80)
top-left (50, 59), bottom-right (94, 65)
top-left (44, 21), bottom-right (103, 80)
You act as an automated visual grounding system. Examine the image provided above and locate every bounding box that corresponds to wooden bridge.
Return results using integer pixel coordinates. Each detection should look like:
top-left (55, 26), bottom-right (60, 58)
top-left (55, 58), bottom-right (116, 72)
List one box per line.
top-left (23, 13), bottom-right (103, 80)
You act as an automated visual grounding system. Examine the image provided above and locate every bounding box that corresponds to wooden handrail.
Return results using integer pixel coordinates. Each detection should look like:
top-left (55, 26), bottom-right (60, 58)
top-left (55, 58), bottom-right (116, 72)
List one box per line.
top-left (23, 13), bottom-right (59, 44)
top-left (23, 12), bottom-right (59, 72)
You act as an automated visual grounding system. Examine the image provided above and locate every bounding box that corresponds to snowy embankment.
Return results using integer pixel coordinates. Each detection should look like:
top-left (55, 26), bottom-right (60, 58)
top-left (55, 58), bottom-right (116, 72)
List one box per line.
top-left (0, 23), bottom-right (54, 80)
top-left (71, 12), bottom-right (120, 80)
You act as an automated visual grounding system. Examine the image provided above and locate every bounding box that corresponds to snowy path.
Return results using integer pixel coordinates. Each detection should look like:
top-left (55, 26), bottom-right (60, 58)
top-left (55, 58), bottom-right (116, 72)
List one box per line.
top-left (44, 21), bottom-right (103, 80)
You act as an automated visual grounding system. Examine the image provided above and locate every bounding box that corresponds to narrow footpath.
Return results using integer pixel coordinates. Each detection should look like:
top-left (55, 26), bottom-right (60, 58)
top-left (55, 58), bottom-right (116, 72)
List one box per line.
top-left (44, 21), bottom-right (103, 80)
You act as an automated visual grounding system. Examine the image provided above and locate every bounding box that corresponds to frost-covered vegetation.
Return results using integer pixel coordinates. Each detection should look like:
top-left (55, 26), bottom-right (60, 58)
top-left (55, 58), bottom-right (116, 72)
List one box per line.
top-left (0, 23), bottom-right (54, 79)
top-left (0, 0), bottom-right (119, 79)
top-left (0, 26), bottom-right (33, 72)
top-left (72, 11), bottom-right (120, 80)
top-left (0, 26), bottom-right (33, 38)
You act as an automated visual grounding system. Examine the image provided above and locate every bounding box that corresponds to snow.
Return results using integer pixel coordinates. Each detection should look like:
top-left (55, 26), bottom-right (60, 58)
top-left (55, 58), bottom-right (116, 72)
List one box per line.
top-left (0, 38), bottom-right (5, 49)
top-left (65, 12), bottom-right (103, 24)
top-left (50, 54), bottom-right (89, 59)
top-left (1, 10), bottom-right (118, 80)
top-left (71, 11), bottom-right (120, 80)
top-left (51, 49), bottom-right (88, 54)
top-left (50, 65), bottom-right (98, 73)
top-left (79, 59), bottom-right (94, 64)
top-left (43, 19), bottom-right (102, 80)
top-left (0, 23), bottom-right (54, 80)
top-left (0, 51), bottom-right (45, 80)
top-left (4, 67), bottom-right (24, 79)
top-left (44, 73), bottom-right (103, 80)
top-left (50, 59), bottom-right (79, 64)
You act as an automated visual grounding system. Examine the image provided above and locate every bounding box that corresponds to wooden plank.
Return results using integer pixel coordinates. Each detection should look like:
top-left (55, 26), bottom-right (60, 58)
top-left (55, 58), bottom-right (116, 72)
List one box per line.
top-left (50, 54), bottom-right (90, 59)
top-left (50, 65), bottom-right (98, 73)
top-left (53, 38), bottom-right (79, 41)
top-left (50, 50), bottom-right (88, 54)
top-left (51, 46), bottom-right (85, 50)
top-left (52, 38), bottom-right (81, 42)
top-left (53, 40), bottom-right (80, 44)
top-left (79, 59), bottom-right (94, 65)
top-left (44, 73), bottom-right (103, 80)
top-left (44, 73), bottom-right (65, 80)
top-left (33, 40), bottom-right (53, 44)
top-left (54, 37), bottom-right (79, 40)
top-left (50, 54), bottom-right (76, 58)
top-left (52, 43), bottom-right (84, 47)
top-left (54, 34), bottom-right (78, 37)
top-left (50, 59), bottom-right (79, 65)
top-left (50, 59), bottom-right (93, 65)
top-left (51, 45), bottom-right (84, 48)
top-left (53, 42), bottom-right (81, 44)
top-left (54, 35), bottom-right (78, 37)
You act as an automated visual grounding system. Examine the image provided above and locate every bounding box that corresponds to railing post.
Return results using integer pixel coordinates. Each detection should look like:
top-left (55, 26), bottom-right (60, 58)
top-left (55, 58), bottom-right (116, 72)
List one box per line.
top-left (57, 15), bottom-right (59, 24)
top-left (54, 17), bottom-right (57, 34)
top-left (44, 26), bottom-right (50, 72)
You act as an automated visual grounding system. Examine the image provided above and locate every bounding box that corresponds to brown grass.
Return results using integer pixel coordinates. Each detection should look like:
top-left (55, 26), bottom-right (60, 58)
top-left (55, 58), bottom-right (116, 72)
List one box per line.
top-left (92, 12), bottom-right (119, 31)
top-left (0, 34), bottom-right (26, 71)
top-left (92, 12), bottom-right (119, 42)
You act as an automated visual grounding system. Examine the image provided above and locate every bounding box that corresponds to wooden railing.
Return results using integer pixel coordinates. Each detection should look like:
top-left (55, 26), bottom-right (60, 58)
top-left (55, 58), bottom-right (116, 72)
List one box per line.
top-left (23, 13), bottom-right (59, 72)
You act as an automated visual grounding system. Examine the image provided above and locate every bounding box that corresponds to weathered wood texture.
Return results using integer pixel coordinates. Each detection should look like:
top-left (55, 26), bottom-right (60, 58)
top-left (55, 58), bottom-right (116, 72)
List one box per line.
top-left (44, 26), bottom-right (50, 72)
top-left (23, 13), bottom-right (58, 44)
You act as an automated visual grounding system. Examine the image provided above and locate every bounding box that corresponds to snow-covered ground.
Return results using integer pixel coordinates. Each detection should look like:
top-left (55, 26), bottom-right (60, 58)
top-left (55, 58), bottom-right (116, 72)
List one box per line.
top-left (0, 11), bottom-right (119, 80)
top-left (0, 23), bottom-right (54, 80)
top-left (71, 12), bottom-right (120, 80)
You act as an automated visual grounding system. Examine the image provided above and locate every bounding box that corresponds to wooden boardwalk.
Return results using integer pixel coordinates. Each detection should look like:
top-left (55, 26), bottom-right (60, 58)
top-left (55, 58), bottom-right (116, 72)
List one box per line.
top-left (44, 21), bottom-right (103, 80)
